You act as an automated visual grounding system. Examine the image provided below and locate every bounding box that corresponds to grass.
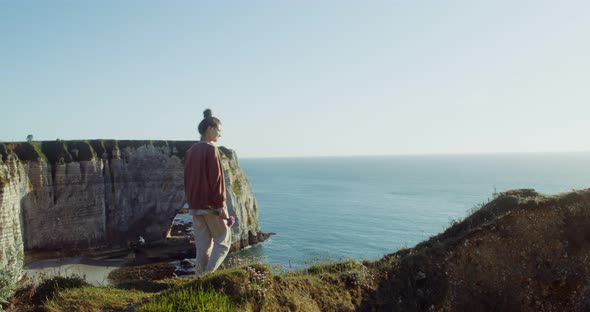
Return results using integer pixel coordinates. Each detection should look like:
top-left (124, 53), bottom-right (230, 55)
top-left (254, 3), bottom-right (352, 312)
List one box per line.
top-left (138, 286), bottom-right (235, 312)
top-left (30, 141), bottom-right (48, 162)
top-left (43, 287), bottom-right (151, 312)
top-left (89, 259), bottom-right (370, 311)
top-left (175, 262), bottom-right (367, 311)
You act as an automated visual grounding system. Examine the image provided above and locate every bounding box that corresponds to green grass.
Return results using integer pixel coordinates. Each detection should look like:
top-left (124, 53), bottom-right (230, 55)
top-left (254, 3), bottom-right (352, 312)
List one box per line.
top-left (43, 287), bottom-right (151, 312)
top-left (14, 259), bottom-right (373, 312)
top-left (30, 141), bottom-right (48, 162)
top-left (106, 261), bottom-right (370, 311)
top-left (138, 286), bottom-right (235, 312)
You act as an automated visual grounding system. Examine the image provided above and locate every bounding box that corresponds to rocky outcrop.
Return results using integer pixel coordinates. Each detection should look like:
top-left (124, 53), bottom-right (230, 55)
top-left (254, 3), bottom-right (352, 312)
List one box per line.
top-left (362, 189), bottom-right (590, 311)
top-left (0, 140), bottom-right (267, 268)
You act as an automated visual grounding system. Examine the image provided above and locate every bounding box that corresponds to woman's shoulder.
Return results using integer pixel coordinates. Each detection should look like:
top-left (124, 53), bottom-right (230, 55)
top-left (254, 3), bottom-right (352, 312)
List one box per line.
top-left (191, 142), bottom-right (217, 153)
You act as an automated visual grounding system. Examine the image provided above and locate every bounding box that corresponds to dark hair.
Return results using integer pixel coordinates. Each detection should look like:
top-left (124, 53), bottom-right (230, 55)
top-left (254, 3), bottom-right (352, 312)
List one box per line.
top-left (198, 109), bottom-right (221, 135)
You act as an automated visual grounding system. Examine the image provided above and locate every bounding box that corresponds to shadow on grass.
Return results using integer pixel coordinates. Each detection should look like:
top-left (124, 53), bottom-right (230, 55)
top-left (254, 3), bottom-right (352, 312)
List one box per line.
top-left (114, 280), bottom-right (172, 293)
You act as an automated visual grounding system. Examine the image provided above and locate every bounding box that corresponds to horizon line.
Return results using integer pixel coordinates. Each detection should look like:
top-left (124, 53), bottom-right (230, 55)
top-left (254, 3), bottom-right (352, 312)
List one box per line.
top-left (239, 150), bottom-right (590, 160)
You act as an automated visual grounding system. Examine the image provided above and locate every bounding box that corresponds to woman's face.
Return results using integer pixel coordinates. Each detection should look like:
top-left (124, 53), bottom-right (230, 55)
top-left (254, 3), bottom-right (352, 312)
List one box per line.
top-left (207, 125), bottom-right (222, 142)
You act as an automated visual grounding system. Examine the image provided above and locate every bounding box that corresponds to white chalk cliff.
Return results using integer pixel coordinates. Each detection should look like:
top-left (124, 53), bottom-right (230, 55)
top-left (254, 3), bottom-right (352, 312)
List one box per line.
top-left (0, 140), bottom-right (267, 271)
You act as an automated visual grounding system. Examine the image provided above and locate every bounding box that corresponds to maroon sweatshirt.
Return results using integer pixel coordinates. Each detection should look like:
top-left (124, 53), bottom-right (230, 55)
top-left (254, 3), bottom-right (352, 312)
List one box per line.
top-left (184, 142), bottom-right (226, 210)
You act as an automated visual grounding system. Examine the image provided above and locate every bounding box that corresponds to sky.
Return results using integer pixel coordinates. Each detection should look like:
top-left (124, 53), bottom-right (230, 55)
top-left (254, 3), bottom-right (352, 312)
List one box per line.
top-left (1, 1), bottom-right (589, 158)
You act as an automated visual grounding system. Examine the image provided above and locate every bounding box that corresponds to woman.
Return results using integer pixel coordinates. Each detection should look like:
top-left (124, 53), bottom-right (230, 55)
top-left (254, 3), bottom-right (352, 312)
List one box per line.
top-left (184, 109), bottom-right (231, 274)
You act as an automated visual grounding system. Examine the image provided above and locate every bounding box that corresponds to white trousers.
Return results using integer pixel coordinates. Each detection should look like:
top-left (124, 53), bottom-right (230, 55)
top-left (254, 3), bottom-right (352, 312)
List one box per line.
top-left (192, 213), bottom-right (231, 274)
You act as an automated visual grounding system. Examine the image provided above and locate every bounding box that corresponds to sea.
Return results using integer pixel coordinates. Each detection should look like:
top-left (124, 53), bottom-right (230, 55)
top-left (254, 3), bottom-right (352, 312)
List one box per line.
top-left (231, 152), bottom-right (590, 269)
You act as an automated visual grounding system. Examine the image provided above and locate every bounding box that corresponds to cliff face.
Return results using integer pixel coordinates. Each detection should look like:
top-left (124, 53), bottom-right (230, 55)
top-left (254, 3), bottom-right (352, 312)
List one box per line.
top-left (218, 146), bottom-right (266, 251)
top-left (0, 140), bottom-right (265, 267)
top-left (0, 154), bottom-right (27, 276)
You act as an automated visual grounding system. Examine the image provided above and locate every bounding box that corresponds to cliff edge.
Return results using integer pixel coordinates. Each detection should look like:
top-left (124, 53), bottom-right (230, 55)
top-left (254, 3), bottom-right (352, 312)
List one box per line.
top-left (361, 188), bottom-right (590, 311)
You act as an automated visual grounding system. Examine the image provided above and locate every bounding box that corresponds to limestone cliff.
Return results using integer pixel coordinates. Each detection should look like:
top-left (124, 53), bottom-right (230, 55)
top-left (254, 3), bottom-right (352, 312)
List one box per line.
top-left (218, 146), bottom-right (267, 251)
top-left (0, 140), bottom-right (266, 267)
top-left (0, 147), bottom-right (27, 277)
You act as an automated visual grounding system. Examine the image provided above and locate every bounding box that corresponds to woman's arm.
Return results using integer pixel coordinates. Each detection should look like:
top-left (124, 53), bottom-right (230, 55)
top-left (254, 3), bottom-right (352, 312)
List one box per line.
top-left (207, 146), bottom-right (226, 210)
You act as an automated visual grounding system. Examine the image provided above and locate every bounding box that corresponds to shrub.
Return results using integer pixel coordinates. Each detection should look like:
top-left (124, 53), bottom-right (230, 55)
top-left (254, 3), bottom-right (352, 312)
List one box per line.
top-left (0, 240), bottom-right (24, 309)
top-left (32, 275), bottom-right (88, 304)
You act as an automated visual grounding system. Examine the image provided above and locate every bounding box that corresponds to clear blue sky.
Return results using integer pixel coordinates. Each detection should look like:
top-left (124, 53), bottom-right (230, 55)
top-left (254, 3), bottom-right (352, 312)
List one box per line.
top-left (1, 1), bottom-right (589, 158)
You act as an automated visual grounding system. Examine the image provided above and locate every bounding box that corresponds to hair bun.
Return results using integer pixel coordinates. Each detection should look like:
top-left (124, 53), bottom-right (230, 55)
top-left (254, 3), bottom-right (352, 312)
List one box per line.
top-left (203, 109), bottom-right (213, 119)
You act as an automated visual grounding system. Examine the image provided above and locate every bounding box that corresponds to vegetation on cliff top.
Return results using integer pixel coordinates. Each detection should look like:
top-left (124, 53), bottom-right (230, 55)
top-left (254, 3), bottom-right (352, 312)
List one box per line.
top-left (0, 142), bottom-right (46, 163)
top-left (0, 140), bottom-right (206, 166)
top-left (4, 188), bottom-right (590, 311)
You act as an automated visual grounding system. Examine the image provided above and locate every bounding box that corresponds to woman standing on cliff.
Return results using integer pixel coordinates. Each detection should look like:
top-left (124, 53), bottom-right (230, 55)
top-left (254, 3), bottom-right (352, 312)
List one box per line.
top-left (184, 109), bottom-right (231, 275)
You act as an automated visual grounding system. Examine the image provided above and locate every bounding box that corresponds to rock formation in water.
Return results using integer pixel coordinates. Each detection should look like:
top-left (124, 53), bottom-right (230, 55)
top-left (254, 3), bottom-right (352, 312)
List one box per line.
top-left (0, 140), bottom-right (267, 270)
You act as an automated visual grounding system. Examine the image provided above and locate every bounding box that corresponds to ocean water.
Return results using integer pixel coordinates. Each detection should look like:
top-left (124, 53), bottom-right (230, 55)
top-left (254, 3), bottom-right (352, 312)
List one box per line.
top-left (232, 153), bottom-right (590, 269)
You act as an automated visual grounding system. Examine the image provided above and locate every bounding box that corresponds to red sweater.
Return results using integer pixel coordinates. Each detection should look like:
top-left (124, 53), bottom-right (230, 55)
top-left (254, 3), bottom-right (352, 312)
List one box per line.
top-left (184, 142), bottom-right (226, 210)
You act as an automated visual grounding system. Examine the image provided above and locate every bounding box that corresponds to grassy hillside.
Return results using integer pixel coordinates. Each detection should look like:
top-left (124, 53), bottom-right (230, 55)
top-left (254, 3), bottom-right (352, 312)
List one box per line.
top-left (4, 188), bottom-right (590, 311)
